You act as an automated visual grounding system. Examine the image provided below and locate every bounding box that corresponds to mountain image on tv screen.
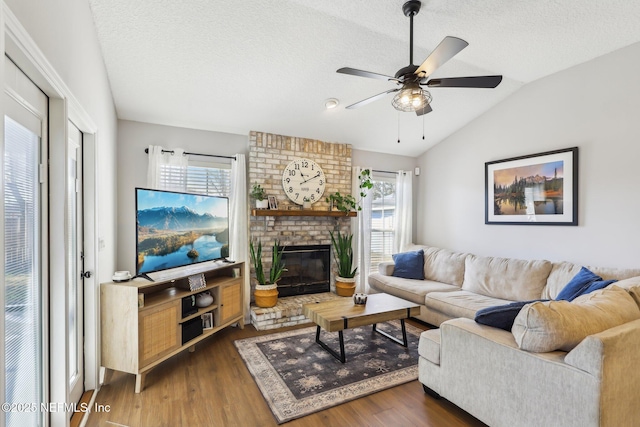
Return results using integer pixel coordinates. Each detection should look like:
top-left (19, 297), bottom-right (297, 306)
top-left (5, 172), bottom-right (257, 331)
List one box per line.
top-left (136, 188), bottom-right (229, 274)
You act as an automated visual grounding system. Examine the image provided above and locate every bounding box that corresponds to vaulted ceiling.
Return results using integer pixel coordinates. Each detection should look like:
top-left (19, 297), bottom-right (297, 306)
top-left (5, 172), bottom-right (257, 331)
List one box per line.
top-left (88, 0), bottom-right (640, 157)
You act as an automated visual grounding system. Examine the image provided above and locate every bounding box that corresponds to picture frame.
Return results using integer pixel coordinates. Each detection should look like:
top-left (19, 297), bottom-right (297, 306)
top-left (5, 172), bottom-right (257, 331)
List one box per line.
top-left (187, 273), bottom-right (206, 291)
top-left (201, 312), bottom-right (213, 330)
top-left (268, 195), bottom-right (278, 210)
top-left (485, 147), bottom-right (578, 225)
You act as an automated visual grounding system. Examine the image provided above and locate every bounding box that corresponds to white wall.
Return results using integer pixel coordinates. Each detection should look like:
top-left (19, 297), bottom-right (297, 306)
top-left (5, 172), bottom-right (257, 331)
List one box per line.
top-left (5, 0), bottom-right (118, 281)
top-left (116, 119), bottom-right (249, 271)
top-left (416, 42), bottom-right (640, 269)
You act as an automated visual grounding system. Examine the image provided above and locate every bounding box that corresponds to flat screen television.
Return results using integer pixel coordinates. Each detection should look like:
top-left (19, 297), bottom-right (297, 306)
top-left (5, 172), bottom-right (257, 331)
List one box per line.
top-left (135, 188), bottom-right (230, 275)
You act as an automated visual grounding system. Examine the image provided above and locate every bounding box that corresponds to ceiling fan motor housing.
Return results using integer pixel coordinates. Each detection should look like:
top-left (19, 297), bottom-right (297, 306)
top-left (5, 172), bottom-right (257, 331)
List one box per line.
top-left (394, 64), bottom-right (420, 81)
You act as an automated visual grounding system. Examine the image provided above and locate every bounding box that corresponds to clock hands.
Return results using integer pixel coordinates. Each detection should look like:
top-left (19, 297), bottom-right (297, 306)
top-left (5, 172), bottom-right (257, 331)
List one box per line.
top-left (301, 172), bottom-right (322, 184)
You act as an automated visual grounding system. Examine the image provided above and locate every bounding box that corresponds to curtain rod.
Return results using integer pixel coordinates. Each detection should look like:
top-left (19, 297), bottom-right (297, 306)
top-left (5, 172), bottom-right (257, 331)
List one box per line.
top-left (372, 169), bottom-right (407, 175)
top-left (144, 148), bottom-right (236, 161)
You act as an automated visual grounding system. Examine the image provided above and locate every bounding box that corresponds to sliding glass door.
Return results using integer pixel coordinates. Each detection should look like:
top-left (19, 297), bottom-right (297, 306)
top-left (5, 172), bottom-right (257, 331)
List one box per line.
top-left (4, 56), bottom-right (48, 427)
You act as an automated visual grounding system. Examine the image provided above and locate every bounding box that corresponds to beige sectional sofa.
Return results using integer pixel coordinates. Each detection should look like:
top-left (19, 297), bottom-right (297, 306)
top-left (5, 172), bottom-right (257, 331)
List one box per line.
top-left (368, 244), bottom-right (640, 427)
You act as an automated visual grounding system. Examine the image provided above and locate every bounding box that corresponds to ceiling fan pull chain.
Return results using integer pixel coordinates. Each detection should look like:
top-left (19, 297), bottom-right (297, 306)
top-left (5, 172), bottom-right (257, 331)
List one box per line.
top-left (422, 114), bottom-right (425, 140)
top-left (397, 112), bottom-right (401, 143)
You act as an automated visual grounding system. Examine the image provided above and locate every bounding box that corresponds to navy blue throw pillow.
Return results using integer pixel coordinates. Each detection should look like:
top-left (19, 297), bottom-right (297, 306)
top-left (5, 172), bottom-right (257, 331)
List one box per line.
top-left (555, 267), bottom-right (604, 301)
top-left (392, 249), bottom-right (424, 280)
top-left (580, 279), bottom-right (618, 295)
top-left (475, 300), bottom-right (549, 331)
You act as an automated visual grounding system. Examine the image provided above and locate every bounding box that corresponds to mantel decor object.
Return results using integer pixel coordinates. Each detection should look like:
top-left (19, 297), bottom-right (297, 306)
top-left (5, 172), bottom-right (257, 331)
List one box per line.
top-left (485, 147), bottom-right (578, 226)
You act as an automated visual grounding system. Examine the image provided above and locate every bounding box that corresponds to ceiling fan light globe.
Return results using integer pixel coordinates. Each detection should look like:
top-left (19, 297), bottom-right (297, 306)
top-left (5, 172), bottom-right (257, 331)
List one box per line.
top-left (392, 88), bottom-right (432, 112)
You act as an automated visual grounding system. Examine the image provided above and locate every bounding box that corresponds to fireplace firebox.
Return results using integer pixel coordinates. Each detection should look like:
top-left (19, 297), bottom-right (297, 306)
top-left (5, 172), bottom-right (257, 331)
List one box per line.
top-left (277, 245), bottom-right (330, 297)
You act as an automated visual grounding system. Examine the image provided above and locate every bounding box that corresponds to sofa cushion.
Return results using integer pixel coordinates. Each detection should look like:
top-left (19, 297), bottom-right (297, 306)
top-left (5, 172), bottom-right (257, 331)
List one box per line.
top-left (555, 267), bottom-right (602, 301)
top-left (418, 329), bottom-right (440, 365)
top-left (462, 255), bottom-right (552, 301)
top-left (475, 299), bottom-right (549, 331)
top-left (392, 249), bottom-right (424, 280)
top-left (624, 283), bottom-right (640, 309)
top-left (425, 290), bottom-right (512, 320)
top-left (378, 261), bottom-right (395, 276)
top-left (545, 262), bottom-right (640, 299)
top-left (423, 247), bottom-right (468, 286)
top-left (512, 286), bottom-right (640, 353)
top-left (543, 262), bottom-right (582, 299)
top-left (589, 266), bottom-right (640, 281)
top-left (611, 276), bottom-right (640, 292)
top-left (368, 273), bottom-right (459, 305)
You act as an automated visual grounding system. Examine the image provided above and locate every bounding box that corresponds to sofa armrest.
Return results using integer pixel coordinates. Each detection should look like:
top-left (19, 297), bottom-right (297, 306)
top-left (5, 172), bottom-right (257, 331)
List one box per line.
top-left (378, 261), bottom-right (395, 276)
top-left (564, 319), bottom-right (640, 426)
top-left (565, 318), bottom-right (640, 378)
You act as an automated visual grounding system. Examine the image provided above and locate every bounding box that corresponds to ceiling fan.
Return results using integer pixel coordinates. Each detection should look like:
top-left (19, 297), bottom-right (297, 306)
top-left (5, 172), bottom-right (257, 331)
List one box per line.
top-left (337, 0), bottom-right (502, 116)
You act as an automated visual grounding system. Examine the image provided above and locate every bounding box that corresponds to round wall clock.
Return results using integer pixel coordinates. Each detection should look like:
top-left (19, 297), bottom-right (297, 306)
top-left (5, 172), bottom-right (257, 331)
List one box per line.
top-left (282, 158), bottom-right (326, 205)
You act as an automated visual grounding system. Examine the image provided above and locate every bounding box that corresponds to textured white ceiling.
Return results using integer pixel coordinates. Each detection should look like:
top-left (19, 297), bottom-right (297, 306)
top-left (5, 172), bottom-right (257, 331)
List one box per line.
top-left (88, 0), bottom-right (640, 157)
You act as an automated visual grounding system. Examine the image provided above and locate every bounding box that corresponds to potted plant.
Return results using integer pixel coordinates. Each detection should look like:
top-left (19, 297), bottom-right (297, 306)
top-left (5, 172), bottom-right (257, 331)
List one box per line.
top-left (325, 169), bottom-right (373, 213)
top-left (249, 239), bottom-right (287, 307)
top-left (251, 182), bottom-right (268, 209)
top-left (329, 230), bottom-right (357, 297)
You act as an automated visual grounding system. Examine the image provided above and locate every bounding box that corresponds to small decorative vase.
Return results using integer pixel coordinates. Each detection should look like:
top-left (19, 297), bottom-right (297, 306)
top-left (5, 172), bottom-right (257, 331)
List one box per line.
top-left (256, 199), bottom-right (269, 209)
top-left (254, 283), bottom-right (278, 307)
top-left (195, 291), bottom-right (214, 308)
top-left (335, 277), bottom-right (357, 297)
top-left (353, 293), bottom-right (367, 305)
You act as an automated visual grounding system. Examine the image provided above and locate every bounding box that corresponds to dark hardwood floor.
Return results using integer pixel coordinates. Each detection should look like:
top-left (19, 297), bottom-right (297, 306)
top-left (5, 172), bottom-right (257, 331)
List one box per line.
top-left (87, 319), bottom-right (486, 427)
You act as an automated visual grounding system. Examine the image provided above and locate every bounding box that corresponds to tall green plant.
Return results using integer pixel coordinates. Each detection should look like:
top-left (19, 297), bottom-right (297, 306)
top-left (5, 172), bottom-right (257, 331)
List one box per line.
top-left (329, 231), bottom-right (357, 278)
top-left (269, 240), bottom-right (287, 284)
top-left (250, 239), bottom-right (287, 285)
top-left (249, 239), bottom-right (266, 285)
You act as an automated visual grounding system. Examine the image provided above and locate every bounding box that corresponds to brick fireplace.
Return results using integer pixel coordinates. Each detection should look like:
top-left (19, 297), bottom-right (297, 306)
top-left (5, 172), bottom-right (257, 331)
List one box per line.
top-left (248, 131), bottom-right (353, 299)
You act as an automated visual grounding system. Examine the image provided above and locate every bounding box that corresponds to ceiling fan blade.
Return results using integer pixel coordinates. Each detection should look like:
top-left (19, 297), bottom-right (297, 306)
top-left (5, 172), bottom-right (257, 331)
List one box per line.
top-left (337, 67), bottom-right (396, 82)
top-left (426, 75), bottom-right (503, 88)
top-left (346, 88), bottom-right (400, 109)
top-left (415, 36), bottom-right (469, 78)
top-left (416, 103), bottom-right (433, 117)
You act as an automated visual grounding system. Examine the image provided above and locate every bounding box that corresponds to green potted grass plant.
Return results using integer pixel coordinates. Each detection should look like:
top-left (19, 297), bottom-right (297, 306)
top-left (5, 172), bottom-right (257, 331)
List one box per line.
top-left (249, 239), bottom-right (286, 307)
top-left (329, 230), bottom-right (357, 297)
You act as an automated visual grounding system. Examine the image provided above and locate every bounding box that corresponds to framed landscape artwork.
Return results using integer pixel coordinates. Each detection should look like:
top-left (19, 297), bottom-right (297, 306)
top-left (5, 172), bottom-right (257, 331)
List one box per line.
top-left (485, 147), bottom-right (578, 225)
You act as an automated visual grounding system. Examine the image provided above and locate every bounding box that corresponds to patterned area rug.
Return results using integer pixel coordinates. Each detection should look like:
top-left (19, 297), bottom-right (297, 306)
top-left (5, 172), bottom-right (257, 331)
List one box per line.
top-left (234, 320), bottom-right (423, 424)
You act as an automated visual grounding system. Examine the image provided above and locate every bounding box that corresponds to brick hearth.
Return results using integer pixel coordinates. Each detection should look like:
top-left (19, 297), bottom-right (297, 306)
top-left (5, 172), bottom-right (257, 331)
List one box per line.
top-left (250, 292), bottom-right (343, 330)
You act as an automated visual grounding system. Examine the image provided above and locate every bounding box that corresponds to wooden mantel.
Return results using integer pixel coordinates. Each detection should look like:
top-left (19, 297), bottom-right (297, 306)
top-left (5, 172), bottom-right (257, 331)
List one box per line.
top-left (251, 209), bottom-right (357, 218)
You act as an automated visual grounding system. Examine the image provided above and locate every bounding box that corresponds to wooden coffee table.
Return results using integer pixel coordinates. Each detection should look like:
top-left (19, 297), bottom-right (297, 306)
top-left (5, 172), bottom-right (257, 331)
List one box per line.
top-left (302, 293), bottom-right (420, 363)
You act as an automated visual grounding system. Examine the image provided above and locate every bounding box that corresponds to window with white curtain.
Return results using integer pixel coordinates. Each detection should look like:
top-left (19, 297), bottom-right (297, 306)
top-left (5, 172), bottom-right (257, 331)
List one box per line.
top-left (369, 175), bottom-right (396, 271)
top-left (160, 159), bottom-right (232, 197)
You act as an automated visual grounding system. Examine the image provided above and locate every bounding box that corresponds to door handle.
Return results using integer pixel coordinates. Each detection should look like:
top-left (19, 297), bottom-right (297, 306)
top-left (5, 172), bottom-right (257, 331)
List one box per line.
top-left (81, 271), bottom-right (92, 278)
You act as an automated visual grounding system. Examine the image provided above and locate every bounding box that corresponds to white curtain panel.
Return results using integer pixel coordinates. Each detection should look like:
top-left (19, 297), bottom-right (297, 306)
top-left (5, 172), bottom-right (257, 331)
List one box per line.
top-left (146, 145), bottom-right (188, 190)
top-left (351, 166), bottom-right (372, 293)
top-left (229, 154), bottom-right (250, 323)
top-left (393, 170), bottom-right (413, 253)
